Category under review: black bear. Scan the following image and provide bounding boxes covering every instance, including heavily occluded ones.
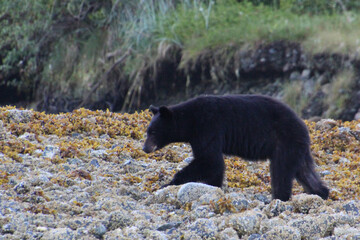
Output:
[143,95,329,201]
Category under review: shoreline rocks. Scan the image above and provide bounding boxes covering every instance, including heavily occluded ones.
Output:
[0,108,359,239]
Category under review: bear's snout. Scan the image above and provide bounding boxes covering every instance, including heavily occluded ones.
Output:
[142,145,151,153]
[142,143,157,153]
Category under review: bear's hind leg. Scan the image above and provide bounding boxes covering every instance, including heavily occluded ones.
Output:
[270,145,301,201]
[295,151,329,200]
[270,158,296,201]
[165,153,225,188]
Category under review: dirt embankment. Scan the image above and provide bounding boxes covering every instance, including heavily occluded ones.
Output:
[136,41,360,121]
[2,41,360,120]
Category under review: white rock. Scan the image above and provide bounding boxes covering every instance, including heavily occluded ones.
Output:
[177,182,223,204]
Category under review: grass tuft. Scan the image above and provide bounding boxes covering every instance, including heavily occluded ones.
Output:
[282,80,309,116]
[325,68,356,118]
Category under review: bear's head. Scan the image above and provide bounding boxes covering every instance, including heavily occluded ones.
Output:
[143,105,175,153]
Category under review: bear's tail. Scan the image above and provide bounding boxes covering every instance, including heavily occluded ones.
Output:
[295,150,329,200]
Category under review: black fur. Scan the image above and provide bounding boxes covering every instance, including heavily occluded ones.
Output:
[143,95,329,201]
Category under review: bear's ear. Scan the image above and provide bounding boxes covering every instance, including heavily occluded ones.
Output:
[159,106,173,119]
[149,105,159,114]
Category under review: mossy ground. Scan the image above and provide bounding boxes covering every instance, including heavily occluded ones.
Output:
[0,106,359,201]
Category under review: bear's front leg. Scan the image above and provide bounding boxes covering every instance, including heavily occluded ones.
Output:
[163,154,225,188]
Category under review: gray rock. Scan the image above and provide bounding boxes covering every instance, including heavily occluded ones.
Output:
[41,228,75,240]
[0,200,24,214]
[194,191,225,209]
[14,181,30,194]
[95,196,137,211]
[30,174,52,186]
[338,127,350,133]
[248,233,261,239]
[333,225,360,238]
[331,213,357,227]
[254,194,271,204]
[260,217,286,234]
[193,205,216,218]
[90,222,107,239]
[8,177,17,186]
[342,201,359,216]
[0,120,6,140]
[262,226,301,240]
[292,194,324,214]
[42,145,60,159]
[151,186,179,205]
[100,134,110,139]
[6,109,33,123]
[301,69,311,80]
[144,230,168,240]
[2,223,16,234]
[315,119,337,131]
[177,182,223,204]
[183,231,202,240]
[217,227,240,240]
[184,157,193,163]
[320,170,331,176]
[230,210,263,237]
[290,215,331,239]
[104,229,124,240]
[90,150,108,159]
[107,210,133,231]
[71,132,81,138]
[67,158,83,165]
[122,159,146,173]
[188,218,218,239]
[64,218,84,230]
[72,192,91,205]
[264,199,292,218]
[18,132,37,141]
[90,159,100,167]
[121,226,144,239]
[290,71,301,80]
[157,222,182,231]
[231,197,250,212]
[355,111,360,121]
[62,164,71,172]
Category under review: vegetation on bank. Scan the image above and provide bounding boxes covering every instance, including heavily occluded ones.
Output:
[1,0,360,113]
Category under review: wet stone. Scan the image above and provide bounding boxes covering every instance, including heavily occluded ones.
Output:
[41,227,76,240]
[230,210,262,237]
[14,182,30,194]
[90,222,107,239]
[264,199,293,218]
[262,226,301,240]
[90,159,100,167]
[6,109,33,123]
[188,218,218,239]
[177,182,223,204]
[292,194,324,214]
[106,210,133,231]
[218,227,240,240]
[342,201,359,216]
[157,222,182,231]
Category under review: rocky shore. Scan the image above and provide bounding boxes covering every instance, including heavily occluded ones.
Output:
[0,107,359,239]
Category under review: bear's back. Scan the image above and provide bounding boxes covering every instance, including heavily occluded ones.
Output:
[172,95,309,159]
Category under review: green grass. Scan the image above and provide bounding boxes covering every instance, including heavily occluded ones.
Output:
[282,80,309,116]
[155,1,360,62]
[325,68,356,118]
